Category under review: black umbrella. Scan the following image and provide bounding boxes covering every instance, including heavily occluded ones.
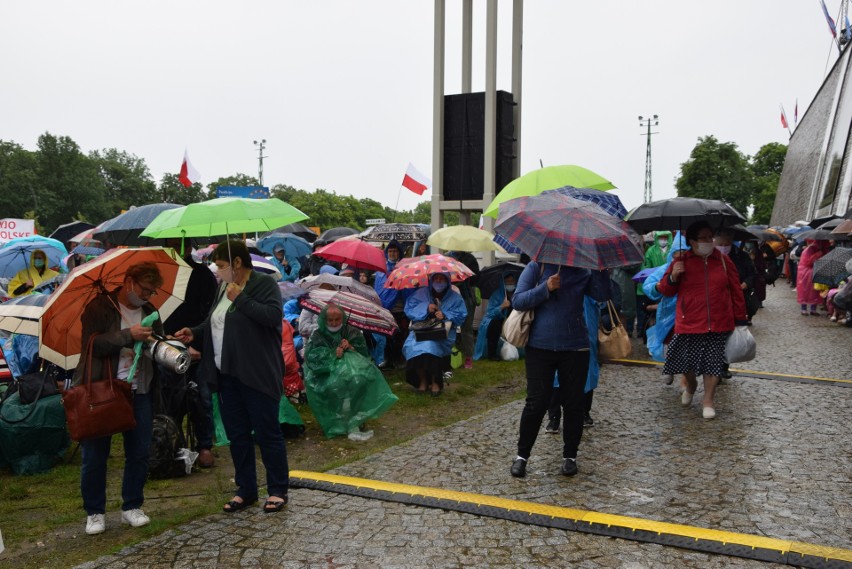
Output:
[808,214,842,228]
[726,224,758,242]
[264,222,318,243]
[49,221,95,246]
[362,223,427,243]
[816,217,845,230]
[742,226,782,242]
[624,197,746,233]
[813,247,852,287]
[94,203,184,246]
[795,229,836,242]
[478,261,526,299]
[315,227,359,246]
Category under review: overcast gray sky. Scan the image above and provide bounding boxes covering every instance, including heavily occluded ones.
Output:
[1,1,841,215]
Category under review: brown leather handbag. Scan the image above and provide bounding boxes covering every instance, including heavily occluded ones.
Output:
[62,335,136,441]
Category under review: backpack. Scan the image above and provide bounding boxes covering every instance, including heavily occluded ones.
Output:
[148,414,188,479]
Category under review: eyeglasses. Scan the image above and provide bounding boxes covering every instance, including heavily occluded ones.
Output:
[135,281,158,297]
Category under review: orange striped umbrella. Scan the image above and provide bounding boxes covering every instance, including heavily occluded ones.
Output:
[39,247,191,369]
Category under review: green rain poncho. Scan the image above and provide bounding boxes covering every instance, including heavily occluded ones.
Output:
[304,304,398,438]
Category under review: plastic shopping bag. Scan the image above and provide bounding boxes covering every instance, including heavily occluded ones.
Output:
[725,326,756,363]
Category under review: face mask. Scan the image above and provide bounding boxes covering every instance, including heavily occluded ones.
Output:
[432,281,448,293]
[694,242,715,257]
[715,245,732,255]
[658,239,669,249]
[33,258,45,269]
[504,284,516,292]
[327,323,343,333]
[218,266,235,284]
[126,288,148,308]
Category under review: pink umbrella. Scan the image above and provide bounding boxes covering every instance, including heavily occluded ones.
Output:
[384,254,475,290]
[314,239,388,273]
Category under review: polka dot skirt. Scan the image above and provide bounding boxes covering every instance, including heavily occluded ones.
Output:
[662,332,729,377]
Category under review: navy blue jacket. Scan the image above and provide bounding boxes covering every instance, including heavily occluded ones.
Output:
[512,262,611,351]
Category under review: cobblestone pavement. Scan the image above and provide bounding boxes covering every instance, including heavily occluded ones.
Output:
[75,284,851,568]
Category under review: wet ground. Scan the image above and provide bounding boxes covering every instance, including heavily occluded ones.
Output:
[74,283,852,568]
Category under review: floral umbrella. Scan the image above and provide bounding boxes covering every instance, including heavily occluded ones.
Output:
[298,289,397,337]
[298,273,381,303]
[383,254,475,290]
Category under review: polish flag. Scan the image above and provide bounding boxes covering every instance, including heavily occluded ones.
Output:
[780,107,789,129]
[179,150,200,188]
[401,163,431,195]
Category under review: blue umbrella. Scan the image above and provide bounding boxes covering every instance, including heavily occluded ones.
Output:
[256,232,313,259]
[0,236,68,279]
[631,267,657,283]
[542,186,629,219]
[93,203,183,246]
[70,245,106,257]
[492,232,523,254]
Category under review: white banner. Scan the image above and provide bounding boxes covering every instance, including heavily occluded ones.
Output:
[0,218,36,243]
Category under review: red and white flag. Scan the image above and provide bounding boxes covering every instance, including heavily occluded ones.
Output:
[780,106,789,129]
[401,163,431,195]
[179,149,200,188]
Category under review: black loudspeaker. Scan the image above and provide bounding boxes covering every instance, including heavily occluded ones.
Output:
[443,91,515,202]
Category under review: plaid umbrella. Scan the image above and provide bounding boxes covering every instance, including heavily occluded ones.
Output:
[362,223,427,243]
[813,247,852,287]
[384,254,475,290]
[492,233,523,254]
[494,193,644,269]
[544,186,628,218]
[298,289,397,337]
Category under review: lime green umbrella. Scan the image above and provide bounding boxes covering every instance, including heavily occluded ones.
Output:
[482,165,616,218]
[426,225,505,252]
[140,197,309,239]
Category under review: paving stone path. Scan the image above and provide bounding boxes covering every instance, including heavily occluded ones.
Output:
[75,283,852,568]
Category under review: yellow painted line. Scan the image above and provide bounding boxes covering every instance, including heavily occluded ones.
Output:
[290,470,852,562]
[610,358,852,385]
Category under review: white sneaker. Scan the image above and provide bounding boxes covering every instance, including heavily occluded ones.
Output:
[681,391,694,406]
[85,514,105,535]
[121,509,150,528]
[703,407,716,419]
[662,373,674,385]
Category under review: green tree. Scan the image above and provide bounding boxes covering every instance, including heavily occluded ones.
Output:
[89,148,158,213]
[749,142,787,225]
[158,174,208,204]
[0,141,39,223]
[34,133,110,231]
[675,135,753,216]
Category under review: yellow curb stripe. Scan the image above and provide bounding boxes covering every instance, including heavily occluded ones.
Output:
[290,470,852,563]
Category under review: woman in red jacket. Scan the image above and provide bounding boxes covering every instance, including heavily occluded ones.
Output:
[656,220,748,419]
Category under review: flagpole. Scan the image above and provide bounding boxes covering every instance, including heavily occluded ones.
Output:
[392,185,403,223]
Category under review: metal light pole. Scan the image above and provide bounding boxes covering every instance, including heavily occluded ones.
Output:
[638,115,659,204]
[253,139,267,186]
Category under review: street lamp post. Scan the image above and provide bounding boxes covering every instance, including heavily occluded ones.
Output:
[638,115,659,204]
[253,139,267,187]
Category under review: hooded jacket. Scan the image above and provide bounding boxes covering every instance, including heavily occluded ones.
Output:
[402,273,467,359]
[8,249,59,297]
[373,239,406,311]
[636,231,673,298]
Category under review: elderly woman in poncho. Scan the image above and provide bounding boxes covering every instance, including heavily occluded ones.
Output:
[303,303,398,440]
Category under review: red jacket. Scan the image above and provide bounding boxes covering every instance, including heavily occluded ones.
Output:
[657,250,747,334]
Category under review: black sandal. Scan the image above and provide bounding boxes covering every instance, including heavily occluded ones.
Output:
[263,495,288,513]
[223,496,256,513]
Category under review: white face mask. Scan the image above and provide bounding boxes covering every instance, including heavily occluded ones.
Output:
[218,266,235,284]
[327,323,343,333]
[504,284,516,292]
[694,242,715,257]
[715,245,732,255]
[658,239,669,249]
